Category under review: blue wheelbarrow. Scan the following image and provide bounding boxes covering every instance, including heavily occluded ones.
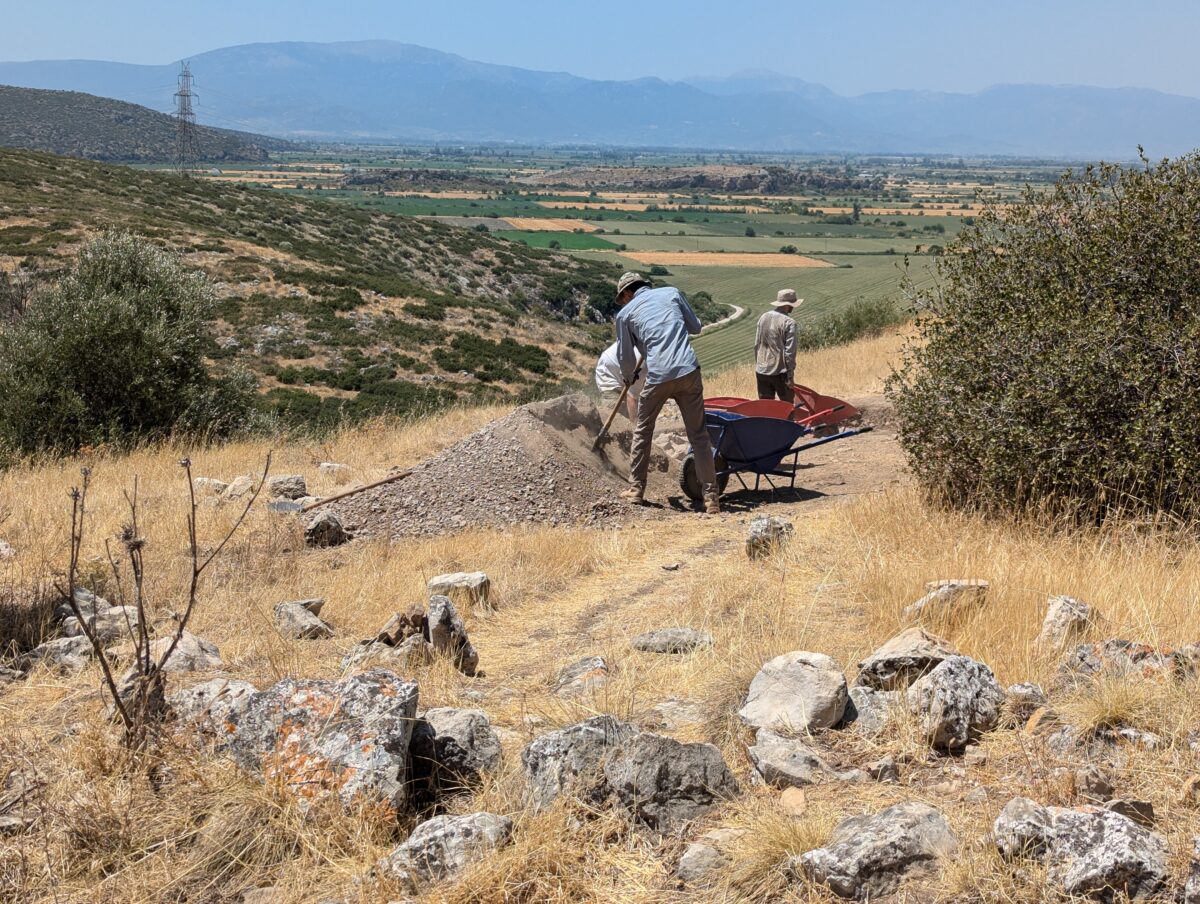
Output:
[679,410,872,502]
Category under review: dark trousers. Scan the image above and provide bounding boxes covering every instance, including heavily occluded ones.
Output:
[756,372,792,402]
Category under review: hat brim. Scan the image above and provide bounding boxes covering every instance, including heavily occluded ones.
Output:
[771,299,800,308]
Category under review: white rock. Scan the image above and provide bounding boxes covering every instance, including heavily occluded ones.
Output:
[739,651,848,733]
[1037,596,1096,649]
[902,579,988,623]
[427,572,492,612]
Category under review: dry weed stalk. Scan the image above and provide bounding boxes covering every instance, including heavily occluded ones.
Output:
[59,454,270,749]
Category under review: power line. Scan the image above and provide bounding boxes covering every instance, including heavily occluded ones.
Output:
[173,62,199,173]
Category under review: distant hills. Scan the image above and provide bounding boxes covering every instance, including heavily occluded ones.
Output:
[1,41,1199,157]
[0,85,293,162]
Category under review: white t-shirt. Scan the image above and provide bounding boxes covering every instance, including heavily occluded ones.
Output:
[595,342,645,394]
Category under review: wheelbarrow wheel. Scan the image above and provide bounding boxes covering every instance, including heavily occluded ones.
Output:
[680,453,729,502]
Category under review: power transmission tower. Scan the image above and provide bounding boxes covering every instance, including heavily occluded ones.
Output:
[173,62,199,173]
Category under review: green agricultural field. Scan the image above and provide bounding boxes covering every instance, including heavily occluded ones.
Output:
[494,230,617,250]
[680,255,936,372]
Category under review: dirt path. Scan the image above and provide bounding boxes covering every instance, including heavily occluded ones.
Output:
[699,302,746,334]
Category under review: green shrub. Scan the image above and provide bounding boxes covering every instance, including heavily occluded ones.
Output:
[887,153,1200,521]
[794,296,907,351]
[0,231,258,457]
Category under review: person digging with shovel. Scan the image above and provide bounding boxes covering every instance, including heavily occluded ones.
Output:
[613,271,720,514]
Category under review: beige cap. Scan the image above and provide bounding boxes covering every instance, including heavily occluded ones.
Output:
[616,271,650,298]
[772,288,802,308]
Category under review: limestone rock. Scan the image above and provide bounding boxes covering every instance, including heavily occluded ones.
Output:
[53,586,109,622]
[993,797,1167,900]
[603,732,738,833]
[268,475,308,500]
[0,540,13,560]
[427,595,478,676]
[1004,682,1048,727]
[1037,596,1096,649]
[1057,640,1171,687]
[746,515,793,560]
[652,698,705,731]
[111,630,224,673]
[631,627,712,654]
[409,707,501,800]
[792,801,958,899]
[554,656,609,696]
[902,579,988,623]
[839,685,897,736]
[739,651,848,733]
[273,599,334,640]
[192,477,228,496]
[318,462,351,478]
[227,669,419,812]
[374,604,427,645]
[855,627,958,690]
[1185,837,1200,904]
[169,678,257,743]
[780,786,808,816]
[1074,765,1114,803]
[427,572,492,612]
[376,812,513,888]
[1104,799,1155,828]
[18,635,93,674]
[906,656,1004,751]
[676,827,746,885]
[61,605,140,645]
[342,635,432,672]
[522,715,636,809]
[220,475,255,502]
[304,511,350,547]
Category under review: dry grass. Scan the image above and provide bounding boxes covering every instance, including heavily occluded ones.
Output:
[6,329,1200,902]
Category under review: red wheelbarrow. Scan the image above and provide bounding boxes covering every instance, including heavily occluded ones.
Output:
[704,383,860,427]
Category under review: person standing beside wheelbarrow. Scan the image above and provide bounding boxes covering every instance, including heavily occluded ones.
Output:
[754,289,801,401]
[614,271,721,515]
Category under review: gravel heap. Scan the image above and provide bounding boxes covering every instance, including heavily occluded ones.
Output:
[331,394,677,539]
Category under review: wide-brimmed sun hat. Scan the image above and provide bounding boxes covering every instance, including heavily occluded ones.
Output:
[772,288,802,308]
[616,271,650,298]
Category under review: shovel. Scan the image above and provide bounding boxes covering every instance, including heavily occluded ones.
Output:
[593,382,632,450]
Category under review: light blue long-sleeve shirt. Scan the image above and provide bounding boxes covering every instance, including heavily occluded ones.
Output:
[615,285,702,387]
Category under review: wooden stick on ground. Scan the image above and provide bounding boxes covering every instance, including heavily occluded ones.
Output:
[300,470,414,513]
[593,382,632,450]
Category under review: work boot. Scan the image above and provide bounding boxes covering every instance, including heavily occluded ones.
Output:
[619,487,645,505]
[704,495,721,515]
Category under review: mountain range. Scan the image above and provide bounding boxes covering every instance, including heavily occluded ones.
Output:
[1,40,1197,158]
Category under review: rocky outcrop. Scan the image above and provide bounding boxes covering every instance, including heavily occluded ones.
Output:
[522,715,637,809]
[409,707,501,800]
[427,595,478,676]
[375,812,513,888]
[554,656,609,696]
[840,685,898,736]
[855,628,958,690]
[111,631,224,673]
[61,605,140,645]
[739,651,848,733]
[168,677,257,743]
[268,475,308,500]
[792,801,958,899]
[18,635,94,674]
[906,656,1004,751]
[273,599,334,640]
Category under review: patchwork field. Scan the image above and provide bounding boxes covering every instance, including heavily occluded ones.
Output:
[621,251,834,268]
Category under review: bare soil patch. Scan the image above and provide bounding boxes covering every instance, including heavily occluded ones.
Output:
[622,251,834,268]
[502,217,599,232]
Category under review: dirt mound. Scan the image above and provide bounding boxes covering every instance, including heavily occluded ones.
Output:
[332,394,678,539]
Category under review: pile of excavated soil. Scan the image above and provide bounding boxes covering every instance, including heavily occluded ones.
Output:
[332,394,679,539]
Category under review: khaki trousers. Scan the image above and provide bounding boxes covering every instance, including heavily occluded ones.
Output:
[630,368,717,501]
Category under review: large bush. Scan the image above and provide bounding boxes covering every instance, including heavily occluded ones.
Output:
[0,231,257,457]
[888,154,1200,521]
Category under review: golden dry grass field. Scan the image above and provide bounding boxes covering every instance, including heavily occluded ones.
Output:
[3,332,1200,902]
[622,251,834,269]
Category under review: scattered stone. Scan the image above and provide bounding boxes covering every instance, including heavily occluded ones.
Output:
[1004,683,1048,727]
[426,595,478,676]
[792,801,958,899]
[631,627,712,654]
[746,515,793,560]
[0,540,14,559]
[0,666,22,684]
[168,678,258,742]
[376,812,513,888]
[749,729,831,787]
[192,477,228,496]
[110,630,224,674]
[273,599,334,640]
[603,732,738,833]
[318,462,350,477]
[652,698,705,731]
[53,586,109,622]
[110,667,167,724]
[1112,726,1164,750]
[962,747,988,767]
[268,475,308,500]
[1057,639,1172,686]
[522,715,637,809]
[305,510,351,547]
[1038,596,1097,649]
[855,627,958,690]
[61,605,140,645]
[373,604,428,645]
[780,786,808,816]
[240,888,283,904]
[18,635,94,674]
[1181,776,1200,806]
[1074,765,1115,803]
[839,685,897,736]
[676,827,746,885]
[906,656,1004,751]
[739,651,848,733]
[554,656,609,696]
[867,756,900,783]
[1024,706,1063,737]
[1105,799,1155,828]
[661,562,681,571]
[427,572,492,612]
[902,579,988,623]
[221,475,255,502]
[993,797,1167,900]
[1186,837,1200,904]
[965,786,990,805]
[227,668,419,812]
[409,708,502,800]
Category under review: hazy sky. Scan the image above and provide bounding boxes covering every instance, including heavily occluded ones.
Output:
[3,0,1199,97]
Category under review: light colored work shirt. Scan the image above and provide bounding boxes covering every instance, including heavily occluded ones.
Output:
[615,285,702,386]
[754,310,797,376]
[595,342,645,395]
